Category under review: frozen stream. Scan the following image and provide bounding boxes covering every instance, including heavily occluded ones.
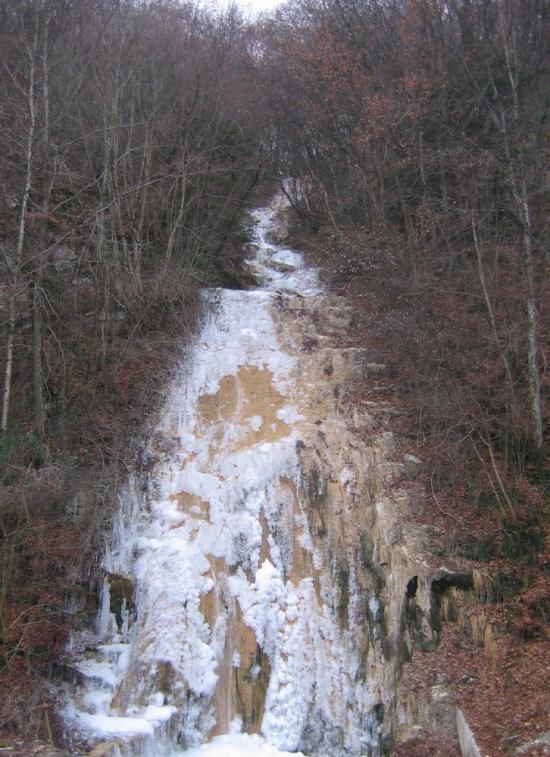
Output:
[62,195,383,756]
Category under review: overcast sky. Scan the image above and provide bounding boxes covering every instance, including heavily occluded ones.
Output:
[217,0,284,17]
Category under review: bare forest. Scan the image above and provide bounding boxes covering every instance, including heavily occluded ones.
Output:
[0,0,548,752]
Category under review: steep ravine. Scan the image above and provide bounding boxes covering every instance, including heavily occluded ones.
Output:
[59,196,465,756]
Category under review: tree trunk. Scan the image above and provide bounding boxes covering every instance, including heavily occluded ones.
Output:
[519,183,543,452]
[32,281,45,440]
[1,22,39,434]
[471,212,515,402]
[32,12,54,443]
[497,3,544,455]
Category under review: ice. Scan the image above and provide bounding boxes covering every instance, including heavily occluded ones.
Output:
[276,405,303,423]
[369,596,381,616]
[248,414,263,431]
[271,248,301,267]
[76,659,118,689]
[339,466,355,489]
[62,194,368,754]
[82,689,111,714]
[72,712,155,736]
[172,732,304,755]
[143,705,178,722]
[246,201,321,296]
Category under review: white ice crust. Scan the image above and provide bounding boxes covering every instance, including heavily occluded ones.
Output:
[62,195,374,755]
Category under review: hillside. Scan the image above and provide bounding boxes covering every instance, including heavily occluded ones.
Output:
[0,0,548,754]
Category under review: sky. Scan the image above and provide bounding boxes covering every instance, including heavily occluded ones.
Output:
[218,0,284,17]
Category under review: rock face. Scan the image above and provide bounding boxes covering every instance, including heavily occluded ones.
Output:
[60,196,463,755]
